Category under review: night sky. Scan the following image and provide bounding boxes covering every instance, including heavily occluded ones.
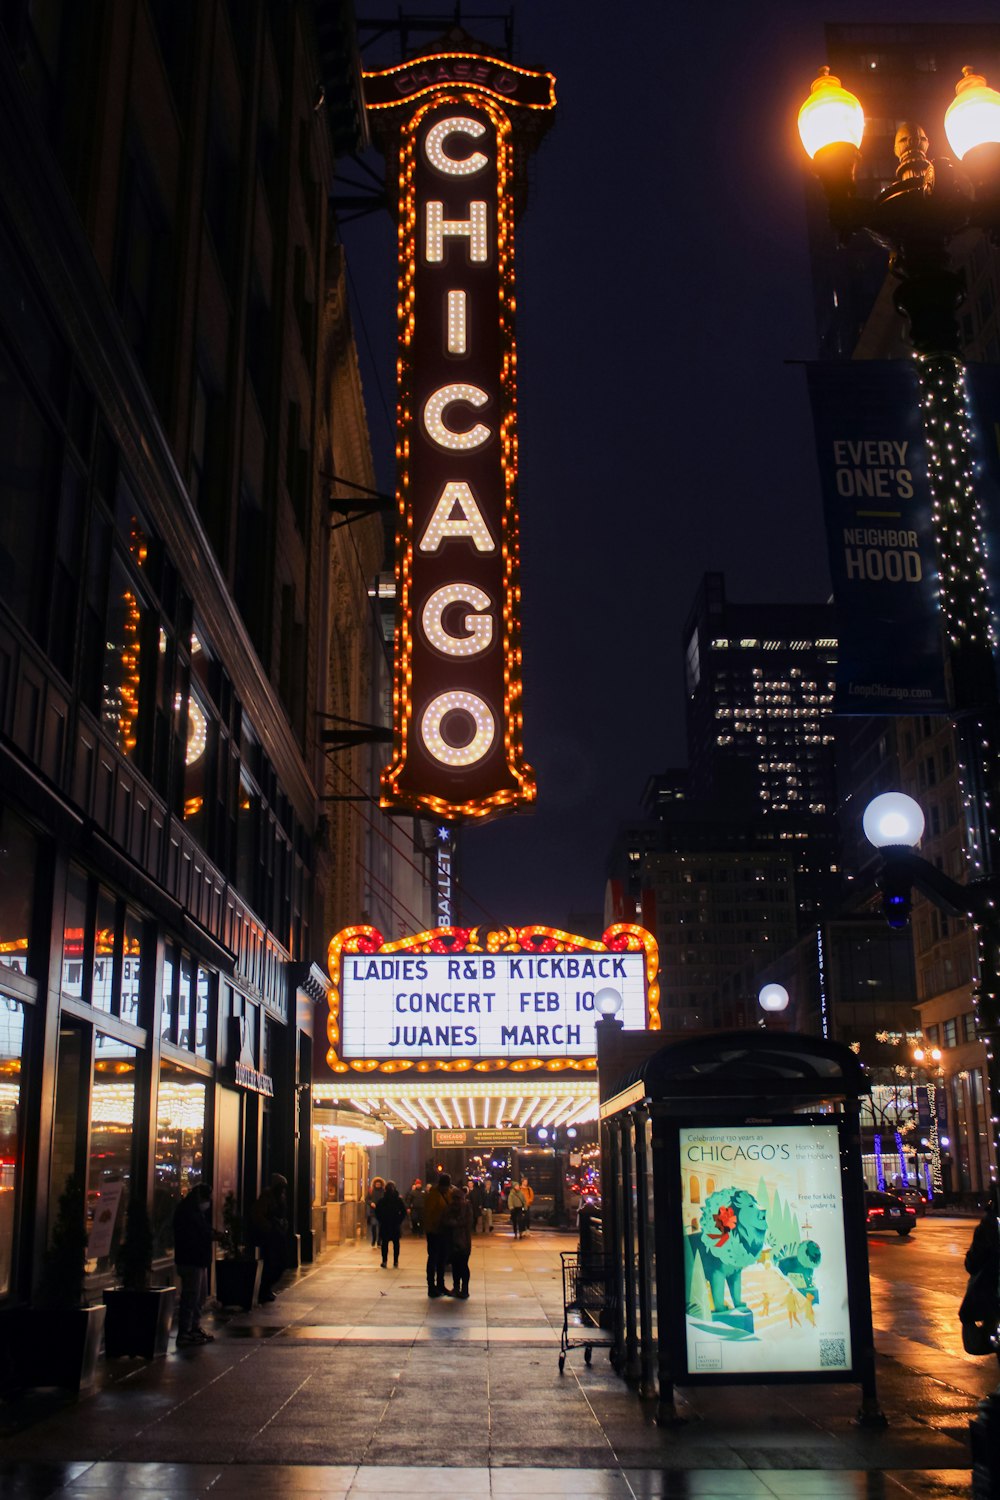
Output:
[340,1,1000,934]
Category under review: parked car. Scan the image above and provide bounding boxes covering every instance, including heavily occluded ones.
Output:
[865,1190,917,1236]
[890,1186,928,1217]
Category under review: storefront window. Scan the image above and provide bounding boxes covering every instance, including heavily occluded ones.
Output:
[62,865,88,1001]
[92,887,117,1012]
[152,1060,206,1256]
[161,940,177,1041]
[0,995,26,1296]
[0,807,38,979]
[195,967,210,1058]
[178,952,194,1049]
[87,1038,137,1275]
[121,910,143,1027]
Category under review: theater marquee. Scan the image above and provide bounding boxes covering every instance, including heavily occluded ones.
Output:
[364,51,556,821]
[325,924,659,1075]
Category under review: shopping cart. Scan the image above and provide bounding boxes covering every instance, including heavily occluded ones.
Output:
[558,1250,616,1373]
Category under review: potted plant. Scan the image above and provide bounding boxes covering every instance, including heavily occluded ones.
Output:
[0,1174,106,1395]
[214,1192,261,1310]
[102,1194,177,1358]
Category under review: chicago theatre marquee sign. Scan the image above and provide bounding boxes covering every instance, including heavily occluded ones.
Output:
[363,48,556,821]
[325,923,660,1075]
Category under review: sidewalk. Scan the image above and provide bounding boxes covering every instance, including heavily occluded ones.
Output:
[0,1223,987,1497]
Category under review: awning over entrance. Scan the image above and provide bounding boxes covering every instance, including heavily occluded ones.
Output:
[312,1078,598,1133]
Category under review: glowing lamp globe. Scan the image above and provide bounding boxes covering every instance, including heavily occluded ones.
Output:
[862,791,925,849]
[797,67,864,158]
[944,66,1000,159]
[758,983,790,1014]
[594,988,623,1018]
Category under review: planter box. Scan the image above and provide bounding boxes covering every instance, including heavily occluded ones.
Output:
[0,1304,107,1394]
[103,1285,176,1359]
[214,1257,261,1310]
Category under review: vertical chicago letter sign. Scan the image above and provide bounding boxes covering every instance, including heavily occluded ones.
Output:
[363,48,556,821]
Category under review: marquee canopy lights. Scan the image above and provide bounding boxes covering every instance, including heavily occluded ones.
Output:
[364,50,555,822]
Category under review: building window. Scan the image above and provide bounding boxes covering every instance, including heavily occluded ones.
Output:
[0,994,26,1296]
[87,1038,138,1276]
[152,1061,206,1257]
[943,1018,958,1048]
[0,808,38,980]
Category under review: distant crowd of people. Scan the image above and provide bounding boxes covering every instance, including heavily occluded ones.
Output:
[365,1173,537,1296]
[171,1166,550,1347]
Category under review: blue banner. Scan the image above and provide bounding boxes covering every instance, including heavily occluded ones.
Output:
[806,362,948,714]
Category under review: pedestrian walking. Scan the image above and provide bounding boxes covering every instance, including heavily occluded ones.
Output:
[507,1180,526,1238]
[469,1180,485,1233]
[482,1179,496,1234]
[405,1178,425,1235]
[423,1172,451,1296]
[173,1182,219,1346]
[251,1173,289,1303]
[367,1176,386,1248]
[444,1183,474,1297]
[520,1177,534,1234]
[375,1180,406,1267]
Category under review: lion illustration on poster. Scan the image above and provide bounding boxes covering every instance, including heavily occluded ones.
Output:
[697,1186,769,1315]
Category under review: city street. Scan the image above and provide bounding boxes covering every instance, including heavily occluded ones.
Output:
[0,1219,993,1497]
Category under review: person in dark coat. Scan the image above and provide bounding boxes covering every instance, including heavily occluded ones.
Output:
[469,1180,485,1233]
[444,1184,474,1298]
[405,1179,425,1234]
[367,1177,386,1248]
[423,1173,451,1297]
[962,1196,1000,1358]
[251,1173,289,1303]
[375,1181,407,1267]
[174,1182,218,1346]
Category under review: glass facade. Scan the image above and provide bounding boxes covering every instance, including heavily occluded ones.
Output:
[0,995,25,1296]
[0,807,37,979]
[152,1060,206,1256]
[86,1038,137,1275]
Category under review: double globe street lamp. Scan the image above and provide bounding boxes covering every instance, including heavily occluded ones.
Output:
[798,68,1000,893]
[798,69,1000,1487]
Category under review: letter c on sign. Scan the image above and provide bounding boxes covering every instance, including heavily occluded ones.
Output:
[421,691,495,767]
[424,117,488,176]
[421,584,494,656]
[423,384,491,451]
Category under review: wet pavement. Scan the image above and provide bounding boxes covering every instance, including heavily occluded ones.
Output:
[0,1218,993,1497]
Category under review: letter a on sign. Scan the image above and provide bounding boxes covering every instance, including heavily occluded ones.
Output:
[362,49,556,822]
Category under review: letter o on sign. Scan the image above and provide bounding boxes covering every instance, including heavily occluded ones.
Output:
[420,691,495,767]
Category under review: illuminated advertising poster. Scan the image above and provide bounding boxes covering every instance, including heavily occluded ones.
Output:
[326,923,659,1075]
[363,52,556,822]
[679,1122,852,1377]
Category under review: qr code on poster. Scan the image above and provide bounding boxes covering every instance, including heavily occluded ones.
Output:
[819,1337,846,1368]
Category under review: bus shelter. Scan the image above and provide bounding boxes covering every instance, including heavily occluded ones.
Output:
[596,1028,881,1425]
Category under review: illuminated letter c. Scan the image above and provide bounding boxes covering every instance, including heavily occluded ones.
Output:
[423,384,491,451]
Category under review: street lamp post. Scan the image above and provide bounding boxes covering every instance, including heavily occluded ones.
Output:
[799,66,1000,908]
[799,70,1000,1483]
[863,789,1000,1490]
